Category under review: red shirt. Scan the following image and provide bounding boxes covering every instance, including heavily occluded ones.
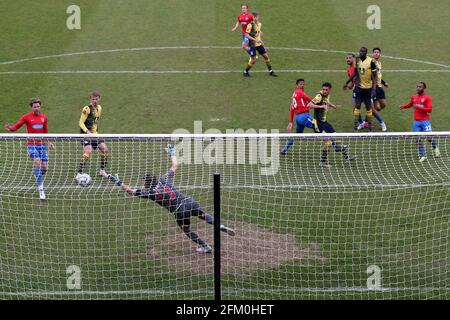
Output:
[237,13,253,33]
[347,66,356,87]
[401,93,432,121]
[9,112,48,145]
[289,89,312,123]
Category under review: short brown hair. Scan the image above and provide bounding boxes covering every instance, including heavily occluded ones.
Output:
[90,91,101,98]
[29,97,41,107]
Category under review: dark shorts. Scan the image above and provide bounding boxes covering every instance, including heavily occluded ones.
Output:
[256,46,267,55]
[248,46,257,57]
[317,120,336,133]
[373,87,386,101]
[354,86,373,108]
[248,45,267,57]
[81,138,105,149]
[174,198,205,228]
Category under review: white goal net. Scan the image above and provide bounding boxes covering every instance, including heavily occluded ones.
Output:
[0,133,448,300]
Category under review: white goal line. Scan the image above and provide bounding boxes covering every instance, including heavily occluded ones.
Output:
[1,287,447,297]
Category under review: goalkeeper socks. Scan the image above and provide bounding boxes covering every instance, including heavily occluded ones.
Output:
[431,140,438,149]
[33,168,43,186]
[184,231,207,247]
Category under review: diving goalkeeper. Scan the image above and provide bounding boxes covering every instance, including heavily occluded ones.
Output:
[106,144,235,254]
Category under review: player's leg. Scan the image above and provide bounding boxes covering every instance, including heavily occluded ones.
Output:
[320,140,332,168]
[242,35,250,53]
[353,88,364,131]
[364,96,373,132]
[301,114,319,133]
[260,49,277,77]
[176,203,211,253]
[244,47,257,76]
[373,88,387,131]
[38,146,50,199]
[28,146,45,199]
[77,141,92,176]
[281,114,306,154]
[98,141,109,176]
[423,121,440,157]
[193,201,236,236]
[413,121,427,161]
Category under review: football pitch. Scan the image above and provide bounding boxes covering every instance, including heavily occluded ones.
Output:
[0,0,449,300]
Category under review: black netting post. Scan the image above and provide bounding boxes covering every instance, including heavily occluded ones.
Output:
[213,173,221,301]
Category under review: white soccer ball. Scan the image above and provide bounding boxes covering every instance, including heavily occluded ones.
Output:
[77,173,92,187]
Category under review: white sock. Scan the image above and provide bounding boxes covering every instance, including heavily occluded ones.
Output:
[38,184,44,192]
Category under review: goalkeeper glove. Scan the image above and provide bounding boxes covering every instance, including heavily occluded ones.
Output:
[110,174,122,186]
[165,144,175,157]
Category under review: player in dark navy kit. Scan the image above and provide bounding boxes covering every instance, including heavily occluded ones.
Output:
[107,145,235,254]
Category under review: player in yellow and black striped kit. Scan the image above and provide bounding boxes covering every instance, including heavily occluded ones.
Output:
[308,82,356,167]
[76,91,110,179]
[344,47,378,131]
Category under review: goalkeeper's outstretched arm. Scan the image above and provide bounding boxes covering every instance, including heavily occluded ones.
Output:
[108,174,137,195]
[166,144,178,172]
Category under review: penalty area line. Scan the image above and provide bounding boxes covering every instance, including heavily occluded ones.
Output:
[0,46,449,69]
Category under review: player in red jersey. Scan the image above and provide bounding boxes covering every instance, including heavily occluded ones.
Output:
[400,82,440,162]
[280,79,317,154]
[4,98,55,200]
[231,4,253,54]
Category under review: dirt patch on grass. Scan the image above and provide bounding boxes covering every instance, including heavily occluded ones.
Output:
[145,220,325,274]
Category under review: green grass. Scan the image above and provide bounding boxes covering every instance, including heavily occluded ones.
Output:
[0,0,449,300]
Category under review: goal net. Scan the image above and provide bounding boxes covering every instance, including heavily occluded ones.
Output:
[0,133,448,300]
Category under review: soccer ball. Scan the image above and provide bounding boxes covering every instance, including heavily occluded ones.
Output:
[77,173,92,187]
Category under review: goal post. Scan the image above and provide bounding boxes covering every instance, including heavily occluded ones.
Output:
[0,133,448,300]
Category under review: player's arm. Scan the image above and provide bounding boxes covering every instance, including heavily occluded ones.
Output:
[165,144,177,172]
[307,94,327,110]
[4,115,26,132]
[288,107,294,132]
[370,60,378,96]
[381,79,389,88]
[327,102,339,109]
[43,116,56,149]
[109,174,138,195]
[307,101,327,109]
[79,106,91,133]
[400,97,414,110]
[343,70,357,90]
[231,20,239,32]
